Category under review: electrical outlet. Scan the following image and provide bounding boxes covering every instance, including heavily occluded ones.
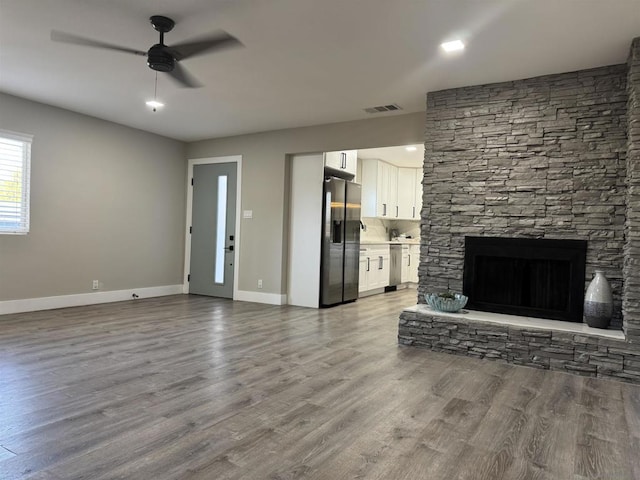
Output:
[257,279,263,289]
[92,280,99,290]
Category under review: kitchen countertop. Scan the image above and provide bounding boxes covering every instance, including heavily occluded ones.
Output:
[361,239,420,245]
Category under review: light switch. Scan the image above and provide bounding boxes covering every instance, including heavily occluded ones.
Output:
[243,210,253,219]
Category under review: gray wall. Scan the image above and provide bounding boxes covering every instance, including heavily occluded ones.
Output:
[421,65,628,327]
[0,92,423,303]
[0,93,186,300]
[187,112,424,295]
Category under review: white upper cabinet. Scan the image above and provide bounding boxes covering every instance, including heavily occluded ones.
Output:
[397,168,417,219]
[324,150,357,177]
[415,170,423,219]
[361,159,422,220]
[388,164,398,218]
[393,167,423,220]
[362,159,398,218]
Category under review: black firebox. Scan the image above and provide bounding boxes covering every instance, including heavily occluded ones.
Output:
[462,236,587,322]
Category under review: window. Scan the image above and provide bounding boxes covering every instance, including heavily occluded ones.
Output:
[0,130,32,234]
[214,175,228,284]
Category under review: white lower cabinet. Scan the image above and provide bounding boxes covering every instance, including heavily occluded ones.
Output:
[408,244,420,283]
[358,255,370,293]
[369,253,390,289]
[359,244,390,293]
[400,246,410,283]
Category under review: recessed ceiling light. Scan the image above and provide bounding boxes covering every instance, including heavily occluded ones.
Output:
[441,39,465,52]
[405,146,417,152]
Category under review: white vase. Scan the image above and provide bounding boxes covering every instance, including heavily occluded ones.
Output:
[584,270,613,329]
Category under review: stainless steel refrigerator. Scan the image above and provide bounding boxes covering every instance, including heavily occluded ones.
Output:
[320,177,361,307]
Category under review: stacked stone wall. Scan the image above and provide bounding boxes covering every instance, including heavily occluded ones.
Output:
[624,38,640,342]
[404,38,640,383]
[399,308,640,384]
[420,65,628,328]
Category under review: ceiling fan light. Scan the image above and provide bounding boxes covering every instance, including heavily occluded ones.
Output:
[441,39,465,52]
[146,100,164,109]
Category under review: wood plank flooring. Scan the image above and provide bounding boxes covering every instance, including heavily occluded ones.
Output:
[1,289,639,479]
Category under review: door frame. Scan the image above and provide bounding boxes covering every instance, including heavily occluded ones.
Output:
[183,155,242,298]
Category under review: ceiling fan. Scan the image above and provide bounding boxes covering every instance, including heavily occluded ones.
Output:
[51,15,242,88]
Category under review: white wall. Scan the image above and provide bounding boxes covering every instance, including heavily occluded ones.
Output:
[0,93,186,303]
[287,153,324,307]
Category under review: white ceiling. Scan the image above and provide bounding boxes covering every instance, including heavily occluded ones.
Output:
[358,144,424,168]
[1,0,639,142]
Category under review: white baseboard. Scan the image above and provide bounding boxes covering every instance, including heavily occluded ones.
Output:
[0,284,183,316]
[358,287,386,298]
[235,290,287,305]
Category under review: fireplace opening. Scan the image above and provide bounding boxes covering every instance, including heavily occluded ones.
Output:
[463,237,587,322]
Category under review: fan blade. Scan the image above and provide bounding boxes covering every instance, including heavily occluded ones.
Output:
[169,31,242,61]
[51,30,147,56]
[167,62,202,88]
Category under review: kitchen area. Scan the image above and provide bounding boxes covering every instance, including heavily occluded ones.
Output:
[287,144,423,308]
[357,146,422,298]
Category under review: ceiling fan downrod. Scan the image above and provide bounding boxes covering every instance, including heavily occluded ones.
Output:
[147,16,176,72]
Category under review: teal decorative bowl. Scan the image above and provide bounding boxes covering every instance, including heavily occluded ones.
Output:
[425,293,468,313]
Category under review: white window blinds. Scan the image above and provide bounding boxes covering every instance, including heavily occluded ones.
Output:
[0,130,32,234]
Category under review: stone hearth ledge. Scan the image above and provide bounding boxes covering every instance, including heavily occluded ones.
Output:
[398,305,640,383]
[404,305,624,340]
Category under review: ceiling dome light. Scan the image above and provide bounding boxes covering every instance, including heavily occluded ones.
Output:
[441,39,465,52]
[405,146,418,152]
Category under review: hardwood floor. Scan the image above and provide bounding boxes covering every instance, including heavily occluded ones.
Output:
[1,289,639,479]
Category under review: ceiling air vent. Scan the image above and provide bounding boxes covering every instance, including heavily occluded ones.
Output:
[364,104,402,114]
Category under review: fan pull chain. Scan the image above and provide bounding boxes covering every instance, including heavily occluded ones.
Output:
[153,72,159,112]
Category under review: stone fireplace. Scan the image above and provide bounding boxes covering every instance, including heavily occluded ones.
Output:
[398,37,640,383]
[463,236,587,322]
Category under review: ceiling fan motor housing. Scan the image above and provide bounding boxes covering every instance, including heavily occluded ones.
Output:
[147,44,175,72]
